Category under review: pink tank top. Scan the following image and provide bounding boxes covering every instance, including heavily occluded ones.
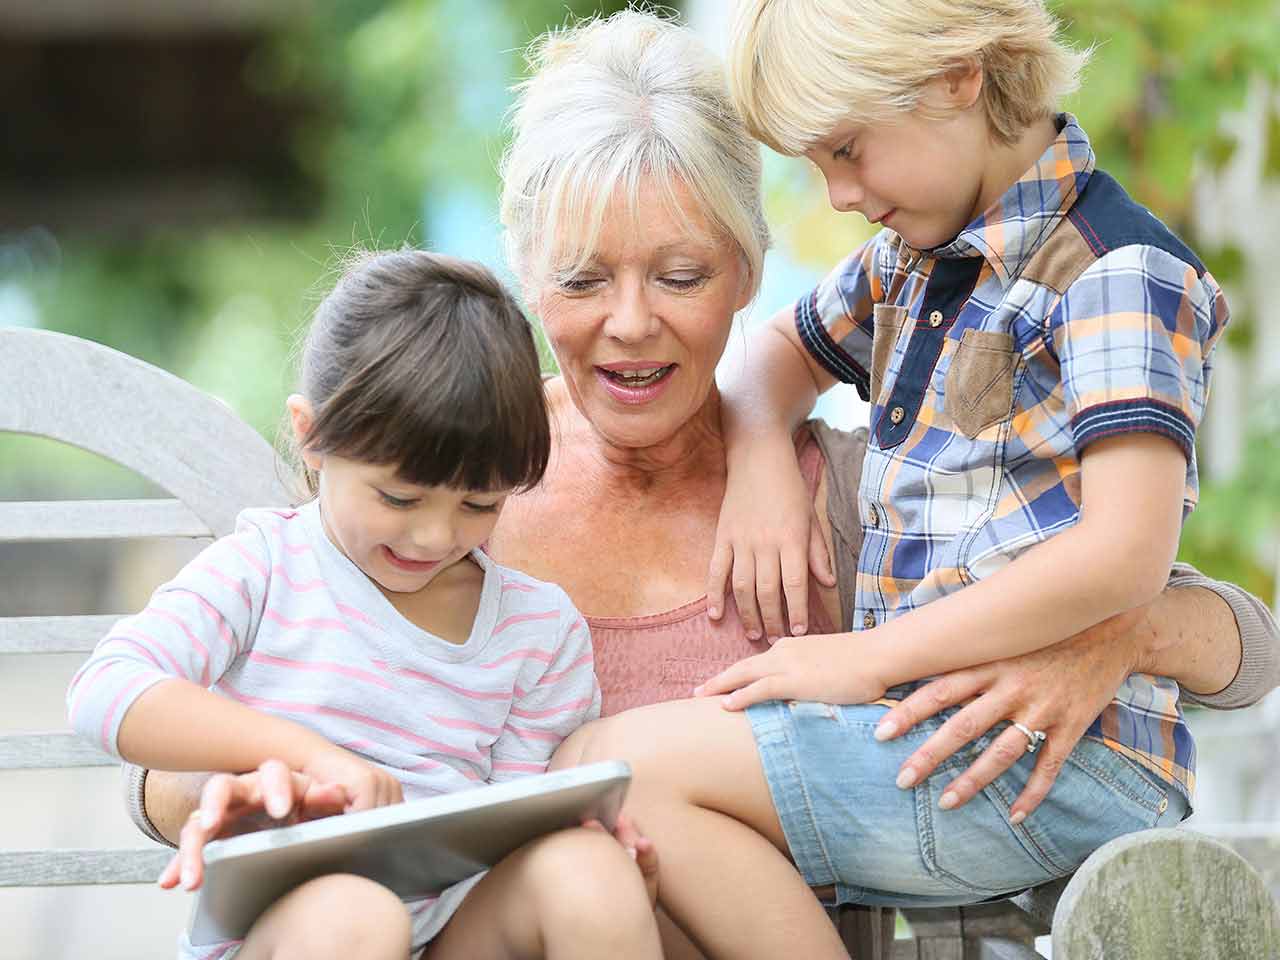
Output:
[592,430,838,717]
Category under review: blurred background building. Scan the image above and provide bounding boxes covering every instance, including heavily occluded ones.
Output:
[1,1,1278,956]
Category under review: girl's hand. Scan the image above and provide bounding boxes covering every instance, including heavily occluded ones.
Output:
[158,759,348,891]
[694,632,887,709]
[873,606,1146,823]
[302,747,404,813]
[706,436,835,642]
[585,813,659,907]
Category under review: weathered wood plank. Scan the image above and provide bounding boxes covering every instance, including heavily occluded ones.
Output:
[0,328,292,535]
[1010,876,1068,932]
[960,900,1049,940]
[0,848,172,886]
[1053,828,1279,959]
[0,499,210,541]
[836,905,897,960]
[0,615,120,654]
[0,733,116,770]
[972,939,1045,960]
[1190,824,1280,902]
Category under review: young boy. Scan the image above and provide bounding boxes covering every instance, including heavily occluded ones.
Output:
[702,0,1226,817]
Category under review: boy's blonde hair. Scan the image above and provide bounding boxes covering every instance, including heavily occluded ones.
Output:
[728,0,1089,153]
[500,9,769,296]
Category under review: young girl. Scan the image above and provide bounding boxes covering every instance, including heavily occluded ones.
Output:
[67,250,661,960]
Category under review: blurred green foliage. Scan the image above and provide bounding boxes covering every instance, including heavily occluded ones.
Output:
[2,0,1278,601]
[1056,0,1280,595]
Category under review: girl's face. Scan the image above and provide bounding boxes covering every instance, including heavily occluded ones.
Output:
[532,178,752,450]
[311,454,510,595]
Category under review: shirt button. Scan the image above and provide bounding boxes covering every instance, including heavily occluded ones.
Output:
[929,310,944,327]
[863,611,876,629]
[889,405,906,424]
[867,503,880,528]
[1157,797,1169,814]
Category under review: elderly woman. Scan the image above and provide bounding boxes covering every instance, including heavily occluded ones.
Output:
[135,10,1277,958]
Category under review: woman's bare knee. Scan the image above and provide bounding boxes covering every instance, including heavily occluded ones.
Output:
[240,873,411,960]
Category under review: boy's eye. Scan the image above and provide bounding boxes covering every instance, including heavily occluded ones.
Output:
[378,491,417,509]
[834,139,857,162]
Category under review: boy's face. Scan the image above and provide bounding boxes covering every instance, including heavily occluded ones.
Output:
[804,93,996,250]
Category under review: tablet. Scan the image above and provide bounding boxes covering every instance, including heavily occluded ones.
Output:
[188,760,631,946]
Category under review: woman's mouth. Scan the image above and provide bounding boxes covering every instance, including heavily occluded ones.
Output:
[595,364,677,405]
[382,546,442,573]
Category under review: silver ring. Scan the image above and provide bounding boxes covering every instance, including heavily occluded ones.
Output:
[1012,722,1047,754]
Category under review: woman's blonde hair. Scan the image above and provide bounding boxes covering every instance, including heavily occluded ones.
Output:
[500,9,770,296]
[728,0,1089,153]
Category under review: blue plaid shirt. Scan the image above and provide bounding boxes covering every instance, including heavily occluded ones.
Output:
[796,116,1228,799]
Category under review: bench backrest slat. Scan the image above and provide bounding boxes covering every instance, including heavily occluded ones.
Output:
[0,500,212,542]
[0,616,125,654]
[0,733,117,770]
[0,850,175,887]
[0,328,291,890]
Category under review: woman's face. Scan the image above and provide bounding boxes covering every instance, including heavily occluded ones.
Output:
[533,179,752,450]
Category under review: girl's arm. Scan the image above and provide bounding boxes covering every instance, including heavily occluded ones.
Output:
[66,522,399,814]
[699,430,1188,707]
[487,591,601,783]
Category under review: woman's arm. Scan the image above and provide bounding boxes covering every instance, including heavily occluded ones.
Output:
[1156,564,1279,708]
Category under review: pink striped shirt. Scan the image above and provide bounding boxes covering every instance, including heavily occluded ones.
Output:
[67,500,599,956]
[67,500,600,796]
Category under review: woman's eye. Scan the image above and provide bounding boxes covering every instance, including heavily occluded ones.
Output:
[834,140,856,162]
[660,274,707,291]
[558,275,603,293]
[463,501,502,514]
[379,491,416,509]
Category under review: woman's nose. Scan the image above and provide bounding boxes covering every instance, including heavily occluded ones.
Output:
[602,282,659,343]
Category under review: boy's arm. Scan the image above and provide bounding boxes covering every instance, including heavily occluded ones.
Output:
[710,236,886,641]
[487,593,600,783]
[699,431,1188,706]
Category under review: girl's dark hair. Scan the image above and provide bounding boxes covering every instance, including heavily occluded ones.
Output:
[296,249,550,495]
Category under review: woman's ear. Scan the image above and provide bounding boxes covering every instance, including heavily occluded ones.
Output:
[286,394,323,471]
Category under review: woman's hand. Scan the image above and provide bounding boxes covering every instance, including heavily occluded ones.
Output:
[873,606,1148,823]
[694,631,888,708]
[157,759,348,891]
[706,434,835,642]
[585,812,659,907]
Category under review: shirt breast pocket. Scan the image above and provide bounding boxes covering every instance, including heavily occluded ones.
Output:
[870,304,909,404]
[944,329,1018,437]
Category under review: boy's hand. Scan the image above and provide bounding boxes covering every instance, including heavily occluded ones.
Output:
[706,435,835,641]
[694,632,887,708]
[158,759,348,891]
[585,813,658,907]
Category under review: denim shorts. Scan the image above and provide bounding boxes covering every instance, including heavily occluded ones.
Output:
[746,699,1188,906]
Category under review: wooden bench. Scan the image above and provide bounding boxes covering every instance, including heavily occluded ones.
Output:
[2,328,1276,958]
[0,328,290,954]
